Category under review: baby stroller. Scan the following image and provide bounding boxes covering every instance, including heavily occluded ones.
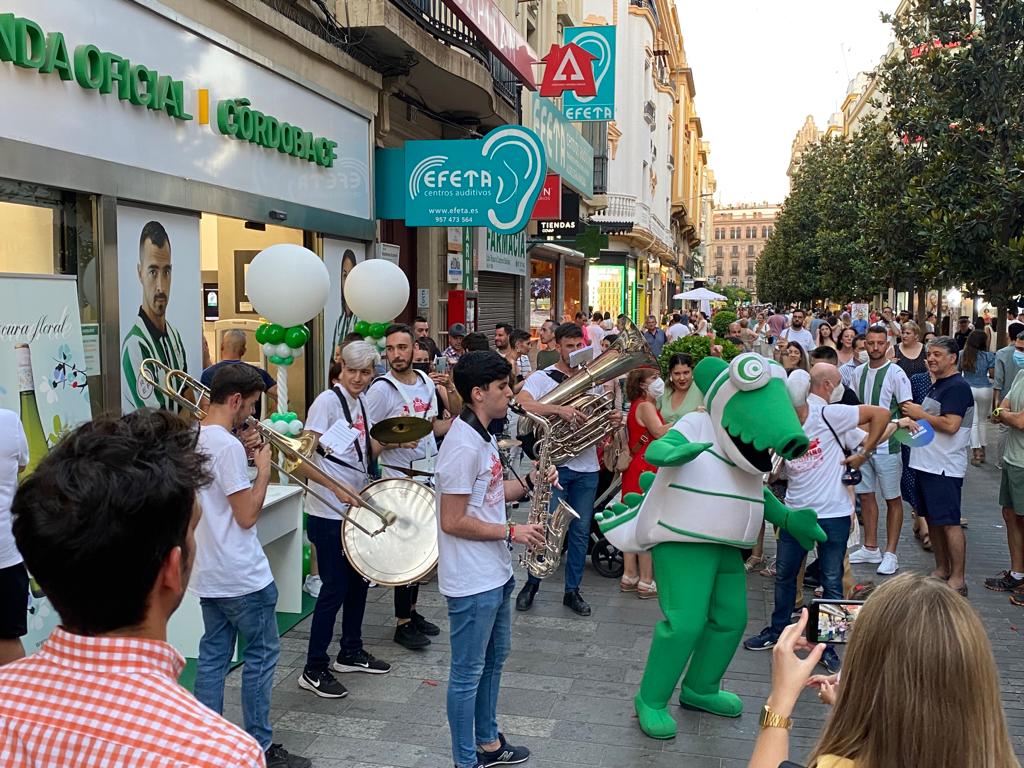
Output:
[588,467,624,578]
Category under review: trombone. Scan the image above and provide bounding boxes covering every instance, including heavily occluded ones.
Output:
[139,358,396,538]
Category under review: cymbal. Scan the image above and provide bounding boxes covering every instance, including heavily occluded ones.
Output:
[380,464,435,478]
[370,416,432,444]
[497,438,522,450]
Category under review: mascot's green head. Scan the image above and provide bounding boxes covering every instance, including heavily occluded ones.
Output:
[693,353,809,475]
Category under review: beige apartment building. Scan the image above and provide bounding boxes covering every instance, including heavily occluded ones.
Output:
[709,203,780,301]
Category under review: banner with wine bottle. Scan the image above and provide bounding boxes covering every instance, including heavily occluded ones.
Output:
[0,272,93,651]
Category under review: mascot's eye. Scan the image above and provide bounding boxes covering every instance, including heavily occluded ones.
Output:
[729,353,772,391]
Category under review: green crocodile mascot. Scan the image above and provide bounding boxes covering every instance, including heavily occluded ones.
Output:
[597,352,825,739]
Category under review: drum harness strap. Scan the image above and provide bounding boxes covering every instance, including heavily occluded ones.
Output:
[315,386,374,476]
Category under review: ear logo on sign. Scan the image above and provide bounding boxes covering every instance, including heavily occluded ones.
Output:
[566,31,612,105]
[403,126,546,234]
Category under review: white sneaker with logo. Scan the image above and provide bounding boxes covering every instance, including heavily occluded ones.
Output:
[302,574,322,598]
[849,547,883,565]
[877,552,899,575]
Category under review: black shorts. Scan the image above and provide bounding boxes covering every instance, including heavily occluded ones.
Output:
[0,562,28,639]
[915,470,963,527]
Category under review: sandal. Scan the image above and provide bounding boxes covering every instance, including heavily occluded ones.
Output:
[744,555,766,573]
[759,558,777,578]
[953,584,968,597]
[619,575,640,593]
[922,534,932,551]
[637,580,658,599]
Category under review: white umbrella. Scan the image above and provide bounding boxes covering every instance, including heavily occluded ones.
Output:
[673,287,727,301]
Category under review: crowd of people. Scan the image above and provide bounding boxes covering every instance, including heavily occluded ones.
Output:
[0,301,1022,768]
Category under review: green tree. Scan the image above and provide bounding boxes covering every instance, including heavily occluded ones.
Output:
[880,0,1024,342]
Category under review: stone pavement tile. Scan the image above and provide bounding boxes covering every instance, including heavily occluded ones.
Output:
[303,734,429,767]
[500,670,575,693]
[547,692,642,727]
[341,698,449,727]
[267,728,319,756]
[548,717,680,748]
[567,677,633,700]
[499,714,560,738]
[375,720,451,751]
[335,673,426,703]
[274,710,387,739]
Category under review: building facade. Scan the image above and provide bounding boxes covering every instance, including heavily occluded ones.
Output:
[709,203,781,301]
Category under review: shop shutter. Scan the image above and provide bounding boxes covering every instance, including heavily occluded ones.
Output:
[476,272,518,342]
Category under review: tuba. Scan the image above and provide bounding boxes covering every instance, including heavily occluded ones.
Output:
[138,360,438,585]
[524,321,658,465]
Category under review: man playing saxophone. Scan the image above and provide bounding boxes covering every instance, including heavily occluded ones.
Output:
[436,351,549,768]
[515,322,624,617]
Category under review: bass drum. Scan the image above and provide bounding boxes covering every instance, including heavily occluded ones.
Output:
[342,478,438,587]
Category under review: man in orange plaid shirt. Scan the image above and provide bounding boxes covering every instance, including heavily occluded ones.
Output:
[0,410,266,767]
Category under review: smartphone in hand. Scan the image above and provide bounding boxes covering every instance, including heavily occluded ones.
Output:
[434,356,449,374]
[805,599,866,644]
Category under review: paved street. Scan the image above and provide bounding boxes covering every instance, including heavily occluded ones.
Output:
[224,461,1024,767]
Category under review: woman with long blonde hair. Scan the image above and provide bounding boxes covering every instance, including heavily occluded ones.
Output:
[747,573,1019,768]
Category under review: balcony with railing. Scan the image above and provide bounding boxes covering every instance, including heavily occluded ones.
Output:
[630,0,660,28]
[644,100,656,128]
[591,194,674,253]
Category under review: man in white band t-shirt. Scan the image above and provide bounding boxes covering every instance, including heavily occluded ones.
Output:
[514,322,623,617]
[365,324,452,651]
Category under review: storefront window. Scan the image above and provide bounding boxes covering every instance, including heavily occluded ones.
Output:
[0,180,102,414]
[563,264,583,323]
[530,258,555,333]
[626,266,637,322]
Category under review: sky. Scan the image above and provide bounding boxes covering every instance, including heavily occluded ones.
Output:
[676,0,895,205]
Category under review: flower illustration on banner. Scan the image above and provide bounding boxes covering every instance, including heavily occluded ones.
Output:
[50,344,89,392]
[36,378,58,405]
[47,414,71,448]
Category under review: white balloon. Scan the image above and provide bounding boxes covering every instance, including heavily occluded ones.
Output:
[365,336,378,347]
[292,344,304,358]
[343,259,410,322]
[272,420,289,434]
[275,343,291,358]
[262,342,276,357]
[288,420,304,435]
[245,244,329,326]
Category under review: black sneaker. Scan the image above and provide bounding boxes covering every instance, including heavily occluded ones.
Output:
[562,589,591,616]
[333,649,392,674]
[477,732,530,766]
[265,743,312,768]
[743,627,778,651]
[412,610,440,636]
[985,571,1024,592]
[297,668,348,698]
[394,621,431,650]
[820,646,842,675]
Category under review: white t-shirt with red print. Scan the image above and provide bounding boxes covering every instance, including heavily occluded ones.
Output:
[365,371,437,477]
[305,386,372,520]
[434,416,512,598]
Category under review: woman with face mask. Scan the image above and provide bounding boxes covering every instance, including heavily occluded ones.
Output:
[619,369,673,598]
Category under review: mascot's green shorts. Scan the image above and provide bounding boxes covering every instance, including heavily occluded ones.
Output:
[597,353,825,739]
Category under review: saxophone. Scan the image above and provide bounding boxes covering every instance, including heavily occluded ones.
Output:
[510,403,580,578]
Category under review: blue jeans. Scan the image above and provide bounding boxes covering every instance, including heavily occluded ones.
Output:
[305,515,368,672]
[527,466,599,592]
[194,581,280,751]
[447,576,514,768]
[770,516,851,636]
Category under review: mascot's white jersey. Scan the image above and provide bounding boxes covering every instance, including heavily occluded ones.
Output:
[619,412,765,551]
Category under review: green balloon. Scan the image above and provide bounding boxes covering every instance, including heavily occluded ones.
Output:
[354,320,371,336]
[285,326,308,349]
[279,355,294,366]
[265,324,286,344]
[254,324,269,344]
[370,322,388,338]
[269,354,282,365]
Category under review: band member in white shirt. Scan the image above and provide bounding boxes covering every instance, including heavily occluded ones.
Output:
[298,342,400,698]
[436,350,548,768]
[365,324,452,650]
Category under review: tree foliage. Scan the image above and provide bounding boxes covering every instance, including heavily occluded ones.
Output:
[757,0,1024,337]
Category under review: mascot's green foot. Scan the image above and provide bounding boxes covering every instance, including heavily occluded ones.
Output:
[634,692,677,740]
[678,686,743,718]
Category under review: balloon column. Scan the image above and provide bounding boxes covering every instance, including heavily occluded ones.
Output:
[244,243,329,429]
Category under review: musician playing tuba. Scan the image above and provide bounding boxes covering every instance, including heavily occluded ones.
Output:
[514,321,626,617]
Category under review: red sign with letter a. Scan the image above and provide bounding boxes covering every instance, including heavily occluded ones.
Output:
[531,174,562,220]
[539,43,597,98]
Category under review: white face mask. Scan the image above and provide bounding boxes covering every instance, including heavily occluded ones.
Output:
[856,350,869,364]
[646,378,666,399]
[829,382,845,403]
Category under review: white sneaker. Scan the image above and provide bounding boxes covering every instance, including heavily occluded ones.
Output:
[877,552,899,575]
[849,547,883,565]
[303,574,322,598]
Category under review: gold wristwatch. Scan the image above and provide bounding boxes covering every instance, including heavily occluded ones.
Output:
[759,704,792,730]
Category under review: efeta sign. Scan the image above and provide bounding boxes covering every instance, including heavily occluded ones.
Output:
[562,26,616,121]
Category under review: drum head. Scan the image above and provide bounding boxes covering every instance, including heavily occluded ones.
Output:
[342,478,438,586]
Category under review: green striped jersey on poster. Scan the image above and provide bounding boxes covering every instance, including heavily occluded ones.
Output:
[121,307,189,412]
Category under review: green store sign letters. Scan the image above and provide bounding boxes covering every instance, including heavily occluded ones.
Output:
[0,12,337,168]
